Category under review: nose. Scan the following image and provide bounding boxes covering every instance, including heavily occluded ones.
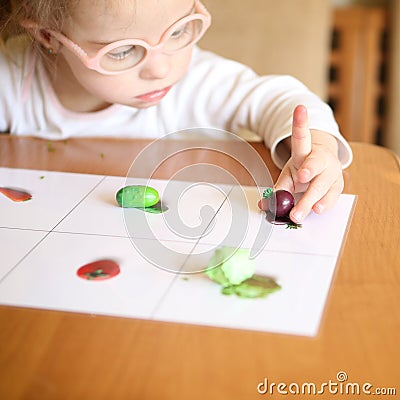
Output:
[139,52,170,80]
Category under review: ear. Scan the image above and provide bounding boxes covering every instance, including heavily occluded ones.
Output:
[20,19,62,53]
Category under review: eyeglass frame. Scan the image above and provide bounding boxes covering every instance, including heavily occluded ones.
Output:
[45,0,211,76]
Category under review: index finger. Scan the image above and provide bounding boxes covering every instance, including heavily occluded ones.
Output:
[291,105,312,168]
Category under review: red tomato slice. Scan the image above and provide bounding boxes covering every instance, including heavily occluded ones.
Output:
[77,260,120,281]
[0,187,32,202]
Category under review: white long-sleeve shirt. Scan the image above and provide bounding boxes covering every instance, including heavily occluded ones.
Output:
[0,36,352,169]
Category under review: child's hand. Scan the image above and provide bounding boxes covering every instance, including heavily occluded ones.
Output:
[274,105,344,224]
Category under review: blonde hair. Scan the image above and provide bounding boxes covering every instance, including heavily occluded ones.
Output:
[0,0,138,45]
[0,0,74,45]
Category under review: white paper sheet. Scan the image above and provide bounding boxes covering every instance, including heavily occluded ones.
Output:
[0,167,356,336]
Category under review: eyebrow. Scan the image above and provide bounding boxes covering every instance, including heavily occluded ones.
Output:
[88,1,196,46]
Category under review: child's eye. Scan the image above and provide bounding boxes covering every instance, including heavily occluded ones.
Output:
[171,27,186,39]
[101,44,145,70]
[107,45,136,61]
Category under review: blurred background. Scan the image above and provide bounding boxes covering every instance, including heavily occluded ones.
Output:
[199,0,400,156]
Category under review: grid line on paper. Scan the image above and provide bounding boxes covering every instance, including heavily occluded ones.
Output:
[149,185,234,319]
[49,176,107,232]
[0,175,107,285]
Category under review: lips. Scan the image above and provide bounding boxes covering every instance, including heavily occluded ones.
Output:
[135,86,172,102]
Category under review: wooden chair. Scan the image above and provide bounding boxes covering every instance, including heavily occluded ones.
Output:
[328,6,388,143]
[199,1,389,144]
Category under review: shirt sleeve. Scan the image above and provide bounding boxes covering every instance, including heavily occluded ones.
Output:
[0,37,26,134]
[178,47,353,169]
[0,50,12,132]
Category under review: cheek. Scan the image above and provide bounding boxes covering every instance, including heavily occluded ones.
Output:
[172,48,193,75]
[65,59,137,99]
[79,75,129,97]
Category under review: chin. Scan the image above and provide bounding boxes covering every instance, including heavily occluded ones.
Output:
[128,100,163,109]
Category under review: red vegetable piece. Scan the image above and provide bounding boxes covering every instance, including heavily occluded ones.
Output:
[0,187,32,202]
[77,260,120,281]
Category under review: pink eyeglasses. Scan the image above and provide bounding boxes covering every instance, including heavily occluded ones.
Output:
[47,1,211,75]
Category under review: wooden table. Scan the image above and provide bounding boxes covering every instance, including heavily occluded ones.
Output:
[0,136,399,399]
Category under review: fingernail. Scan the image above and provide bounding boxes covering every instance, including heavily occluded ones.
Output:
[300,169,311,181]
[314,203,324,214]
[292,211,303,223]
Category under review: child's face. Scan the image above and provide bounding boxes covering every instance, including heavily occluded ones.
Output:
[57,0,199,109]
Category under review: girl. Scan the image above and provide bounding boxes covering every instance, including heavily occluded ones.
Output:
[0,0,352,223]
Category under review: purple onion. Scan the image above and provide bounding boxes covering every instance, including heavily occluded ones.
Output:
[268,190,295,217]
